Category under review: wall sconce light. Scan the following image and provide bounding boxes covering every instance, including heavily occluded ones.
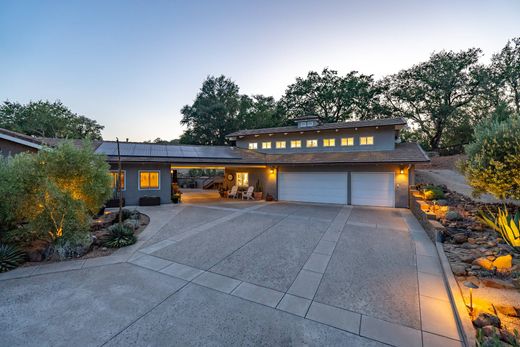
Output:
[463,281,479,312]
[399,165,405,174]
[269,167,275,174]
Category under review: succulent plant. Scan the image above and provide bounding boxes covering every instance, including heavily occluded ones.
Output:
[479,207,519,250]
[103,224,136,248]
[0,243,26,272]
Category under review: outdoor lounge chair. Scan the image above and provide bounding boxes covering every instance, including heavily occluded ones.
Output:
[228,185,239,199]
[242,186,254,200]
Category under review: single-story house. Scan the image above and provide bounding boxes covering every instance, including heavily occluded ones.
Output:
[0,116,429,208]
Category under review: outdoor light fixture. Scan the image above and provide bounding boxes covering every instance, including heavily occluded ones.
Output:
[463,281,479,312]
[400,168,404,174]
[269,167,275,174]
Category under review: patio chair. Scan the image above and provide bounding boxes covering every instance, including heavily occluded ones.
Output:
[228,185,239,199]
[242,186,254,200]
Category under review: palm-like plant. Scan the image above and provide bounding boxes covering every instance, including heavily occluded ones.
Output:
[479,207,520,251]
[0,243,26,272]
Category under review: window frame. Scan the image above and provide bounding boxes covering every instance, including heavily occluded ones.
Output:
[290,140,302,148]
[306,139,318,148]
[138,170,161,191]
[248,142,258,150]
[341,137,355,146]
[275,141,286,149]
[360,136,374,146]
[110,170,126,191]
[262,141,272,149]
[323,138,336,147]
[236,172,249,187]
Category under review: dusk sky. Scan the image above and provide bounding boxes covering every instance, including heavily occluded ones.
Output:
[1,0,519,141]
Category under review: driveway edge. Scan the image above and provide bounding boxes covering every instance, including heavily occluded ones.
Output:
[435,238,476,347]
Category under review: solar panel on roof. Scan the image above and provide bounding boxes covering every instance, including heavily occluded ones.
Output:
[166,145,183,156]
[96,142,242,159]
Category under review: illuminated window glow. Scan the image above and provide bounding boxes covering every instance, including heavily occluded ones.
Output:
[275,141,286,149]
[323,138,335,147]
[306,139,318,147]
[139,170,160,190]
[110,171,126,190]
[248,143,258,149]
[262,142,271,149]
[360,136,374,145]
[236,172,249,187]
[290,140,301,148]
[341,137,354,146]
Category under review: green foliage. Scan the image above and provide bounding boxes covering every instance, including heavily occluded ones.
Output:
[280,68,383,123]
[0,243,25,272]
[0,142,112,248]
[103,224,136,248]
[479,207,520,250]
[0,100,103,140]
[422,185,445,200]
[490,37,520,114]
[382,48,483,151]
[462,116,520,199]
[180,75,286,145]
[115,208,132,222]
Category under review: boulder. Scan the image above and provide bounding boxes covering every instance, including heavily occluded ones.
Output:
[495,305,519,317]
[492,255,512,271]
[473,312,501,328]
[481,325,499,337]
[453,234,468,244]
[450,263,467,276]
[481,278,515,290]
[472,257,495,271]
[25,240,50,262]
[446,210,462,221]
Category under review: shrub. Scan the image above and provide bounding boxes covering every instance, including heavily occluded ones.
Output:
[0,243,25,272]
[115,208,132,222]
[479,207,520,251]
[461,116,520,200]
[423,185,445,200]
[103,224,136,248]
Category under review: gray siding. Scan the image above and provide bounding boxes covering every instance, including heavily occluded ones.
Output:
[110,162,171,206]
[236,126,396,154]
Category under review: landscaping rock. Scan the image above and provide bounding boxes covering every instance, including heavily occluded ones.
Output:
[481,325,499,337]
[495,305,519,317]
[451,263,467,276]
[481,278,515,290]
[499,329,519,345]
[123,219,139,231]
[493,255,512,271]
[445,210,462,221]
[437,199,449,206]
[473,313,501,328]
[25,240,50,262]
[512,278,520,289]
[473,257,496,271]
[453,233,468,244]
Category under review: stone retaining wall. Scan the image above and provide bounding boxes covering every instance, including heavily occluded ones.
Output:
[409,188,446,241]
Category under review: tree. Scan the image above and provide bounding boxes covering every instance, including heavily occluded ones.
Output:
[144,138,180,145]
[461,116,520,200]
[490,37,520,113]
[382,49,483,151]
[280,68,383,123]
[0,100,103,140]
[180,75,285,145]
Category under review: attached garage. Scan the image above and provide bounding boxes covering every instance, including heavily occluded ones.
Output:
[278,172,348,204]
[351,172,395,207]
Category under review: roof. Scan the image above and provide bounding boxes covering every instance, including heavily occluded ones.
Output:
[226,117,407,137]
[101,142,429,165]
[0,128,43,149]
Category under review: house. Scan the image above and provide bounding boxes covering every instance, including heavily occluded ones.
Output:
[0,116,429,208]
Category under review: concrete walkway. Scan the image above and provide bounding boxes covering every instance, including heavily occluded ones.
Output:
[0,202,463,347]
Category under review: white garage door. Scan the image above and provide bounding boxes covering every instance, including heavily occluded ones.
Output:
[278,172,348,204]
[351,172,395,207]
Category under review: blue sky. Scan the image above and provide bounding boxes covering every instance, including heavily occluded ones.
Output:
[1,0,519,141]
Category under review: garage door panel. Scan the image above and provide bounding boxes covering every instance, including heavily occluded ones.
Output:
[351,172,394,207]
[279,172,347,204]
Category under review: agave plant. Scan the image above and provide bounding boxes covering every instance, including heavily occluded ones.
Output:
[0,243,26,272]
[102,224,136,248]
[479,207,520,251]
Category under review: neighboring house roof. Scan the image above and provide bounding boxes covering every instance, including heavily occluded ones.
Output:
[0,128,43,149]
[226,117,407,137]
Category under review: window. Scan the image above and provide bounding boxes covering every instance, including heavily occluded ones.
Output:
[276,141,286,149]
[360,136,374,145]
[248,142,258,149]
[236,172,249,187]
[323,138,335,147]
[290,140,302,148]
[306,139,318,148]
[262,142,271,149]
[139,170,160,190]
[109,170,126,190]
[341,137,354,146]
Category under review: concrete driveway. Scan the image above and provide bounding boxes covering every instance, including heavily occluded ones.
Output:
[0,202,462,347]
